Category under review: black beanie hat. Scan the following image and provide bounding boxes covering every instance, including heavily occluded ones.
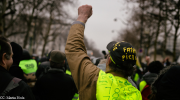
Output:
[148,61,164,74]
[10,42,23,65]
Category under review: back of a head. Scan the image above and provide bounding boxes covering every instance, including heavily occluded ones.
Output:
[106,41,136,77]
[39,57,48,63]
[50,50,66,68]
[10,42,23,65]
[148,61,164,74]
[0,36,12,64]
[22,50,31,60]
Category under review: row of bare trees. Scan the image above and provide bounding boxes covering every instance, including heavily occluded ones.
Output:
[0,0,102,57]
[115,0,180,61]
[0,0,77,56]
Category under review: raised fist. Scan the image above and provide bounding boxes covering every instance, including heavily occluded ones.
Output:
[77,5,93,23]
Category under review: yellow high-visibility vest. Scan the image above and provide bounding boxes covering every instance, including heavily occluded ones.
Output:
[66,70,72,75]
[96,70,142,100]
[72,93,79,100]
[134,73,139,82]
[139,80,147,92]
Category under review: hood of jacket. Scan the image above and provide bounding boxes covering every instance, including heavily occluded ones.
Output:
[143,71,158,85]
[10,42,23,65]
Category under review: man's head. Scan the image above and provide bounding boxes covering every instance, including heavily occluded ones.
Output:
[50,50,66,68]
[22,50,31,60]
[106,41,136,77]
[148,61,164,74]
[0,36,13,70]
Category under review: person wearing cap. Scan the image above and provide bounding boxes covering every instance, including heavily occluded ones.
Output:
[19,50,37,87]
[33,50,77,100]
[65,5,142,100]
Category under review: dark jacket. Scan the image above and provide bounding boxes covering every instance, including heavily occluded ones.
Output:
[142,72,158,85]
[151,65,180,100]
[0,66,35,100]
[33,68,77,100]
[36,61,50,79]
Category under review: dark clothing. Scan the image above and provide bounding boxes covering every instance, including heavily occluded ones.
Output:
[39,57,48,63]
[9,42,24,80]
[0,66,35,100]
[9,65,25,80]
[139,72,158,100]
[34,68,77,100]
[138,72,157,90]
[36,61,50,79]
[155,65,180,100]
[142,72,158,85]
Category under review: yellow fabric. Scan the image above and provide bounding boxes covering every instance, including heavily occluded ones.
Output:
[96,70,142,100]
[136,57,142,68]
[66,70,72,75]
[19,59,37,74]
[134,73,139,82]
[72,93,79,100]
[139,80,147,92]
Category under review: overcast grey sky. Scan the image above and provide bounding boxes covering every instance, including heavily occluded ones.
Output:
[71,0,134,53]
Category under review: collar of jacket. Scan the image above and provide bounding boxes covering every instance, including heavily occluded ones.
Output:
[48,68,64,73]
[0,65,8,73]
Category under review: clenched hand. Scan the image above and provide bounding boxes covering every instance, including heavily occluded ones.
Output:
[77,5,93,23]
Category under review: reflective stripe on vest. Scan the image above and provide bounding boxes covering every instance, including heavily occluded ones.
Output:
[66,70,72,75]
[139,80,147,92]
[72,93,79,100]
[96,70,142,100]
[19,59,37,74]
[134,73,139,82]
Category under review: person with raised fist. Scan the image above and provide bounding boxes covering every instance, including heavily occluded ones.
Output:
[65,5,142,100]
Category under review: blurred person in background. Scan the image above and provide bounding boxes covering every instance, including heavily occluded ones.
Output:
[19,50,37,87]
[65,5,142,100]
[164,57,171,67]
[32,54,39,66]
[139,61,164,100]
[33,50,77,100]
[0,36,35,99]
[35,51,51,79]
[149,65,180,100]
[9,42,24,80]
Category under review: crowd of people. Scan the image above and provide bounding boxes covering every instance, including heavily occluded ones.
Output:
[0,5,180,100]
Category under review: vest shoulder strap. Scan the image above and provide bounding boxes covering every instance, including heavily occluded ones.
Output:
[0,77,21,96]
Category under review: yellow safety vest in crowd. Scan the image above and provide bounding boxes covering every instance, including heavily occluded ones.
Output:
[19,59,37,74]
[133,73,139,82]
[65,70,79,100]
[66,70,72,75]
[96,70,142,100]
[72,93,79,100]
[139,80,147,92]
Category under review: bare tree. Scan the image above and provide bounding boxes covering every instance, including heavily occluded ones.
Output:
[0,0,26,36]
